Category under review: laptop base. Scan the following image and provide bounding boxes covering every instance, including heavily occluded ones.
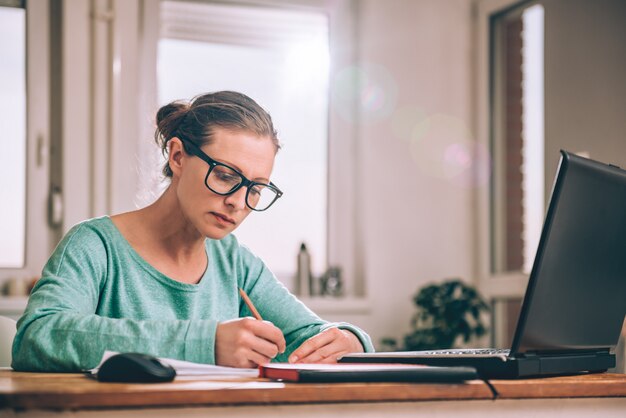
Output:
[339,351,615,379]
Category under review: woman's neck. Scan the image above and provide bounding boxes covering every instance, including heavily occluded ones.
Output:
[113,185,206,267]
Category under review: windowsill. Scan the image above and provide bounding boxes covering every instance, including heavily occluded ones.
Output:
[298,296,371,315]
[0,296,29,315]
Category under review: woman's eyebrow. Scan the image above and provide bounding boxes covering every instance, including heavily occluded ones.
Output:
[212,157,243,173]
[214,158,270,183]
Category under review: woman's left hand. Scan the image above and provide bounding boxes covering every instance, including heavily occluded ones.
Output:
[288,327,364,364]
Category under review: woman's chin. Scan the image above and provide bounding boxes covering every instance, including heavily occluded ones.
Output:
[200,225,234,240]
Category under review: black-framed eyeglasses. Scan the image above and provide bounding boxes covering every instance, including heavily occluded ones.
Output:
[180,139,283,211]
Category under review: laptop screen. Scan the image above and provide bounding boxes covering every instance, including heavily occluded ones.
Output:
[512,151,626,354]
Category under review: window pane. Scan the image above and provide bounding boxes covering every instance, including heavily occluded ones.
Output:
[158,2,329,285]
[0,6,26,268]
[491,5,544,275]
[491,297,523,348]
[521,5,544,274]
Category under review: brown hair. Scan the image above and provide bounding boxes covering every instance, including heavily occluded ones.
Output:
[154,91,280,177]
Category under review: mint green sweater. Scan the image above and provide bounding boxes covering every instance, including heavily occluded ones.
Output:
[12,217,373,371]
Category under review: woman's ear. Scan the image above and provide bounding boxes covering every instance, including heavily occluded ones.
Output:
[168,137,186,177]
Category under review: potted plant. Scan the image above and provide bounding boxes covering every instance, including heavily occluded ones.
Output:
[382,279,490,351]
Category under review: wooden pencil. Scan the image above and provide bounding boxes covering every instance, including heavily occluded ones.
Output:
[239,288,263,320]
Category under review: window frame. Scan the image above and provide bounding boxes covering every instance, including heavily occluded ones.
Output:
[474,0,535,300]
[0,1,53,281]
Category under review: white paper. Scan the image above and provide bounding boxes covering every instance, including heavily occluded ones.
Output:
[90,351,259,378]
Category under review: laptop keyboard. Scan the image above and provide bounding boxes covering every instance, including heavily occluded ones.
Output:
[416,348,510,356]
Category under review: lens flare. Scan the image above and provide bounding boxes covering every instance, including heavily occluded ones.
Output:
[391,106,428,142]
[409,114,491,188]
[331,63,397,123]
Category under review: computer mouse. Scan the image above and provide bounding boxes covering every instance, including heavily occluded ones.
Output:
[97,352,176,383]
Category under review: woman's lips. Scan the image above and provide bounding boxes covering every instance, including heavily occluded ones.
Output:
[211,212,236,225]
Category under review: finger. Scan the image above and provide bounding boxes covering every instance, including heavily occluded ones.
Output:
[313,352,351,364]
[248,333,281,360]
[288,329,336,363]
[296,340,336,363]
[297,342,350,364]
[247,319,287,353]
[247,349,273,367]
[231,345,269,369]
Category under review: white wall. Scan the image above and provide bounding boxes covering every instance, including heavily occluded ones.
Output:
[330,0,476,348]
[543,0,626,195]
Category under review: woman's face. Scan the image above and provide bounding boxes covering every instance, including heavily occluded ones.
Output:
[171,128,276,240]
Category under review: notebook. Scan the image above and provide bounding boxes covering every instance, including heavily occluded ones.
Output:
[340,151,626,379]
[258,362,478,383]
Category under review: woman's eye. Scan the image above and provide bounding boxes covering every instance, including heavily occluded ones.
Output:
[215,170,238,183]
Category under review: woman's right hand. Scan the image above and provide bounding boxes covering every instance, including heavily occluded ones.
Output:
[215,318,286,368]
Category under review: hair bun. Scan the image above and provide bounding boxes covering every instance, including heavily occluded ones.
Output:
[154,100,190,156]
[156,101,189,126]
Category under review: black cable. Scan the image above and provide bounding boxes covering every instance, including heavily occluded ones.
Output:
[482,377,499,400]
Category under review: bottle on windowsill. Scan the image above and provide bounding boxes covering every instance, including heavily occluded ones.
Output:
[296,242,312,297]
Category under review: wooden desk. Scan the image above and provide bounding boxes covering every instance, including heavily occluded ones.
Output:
[1,370,625,417]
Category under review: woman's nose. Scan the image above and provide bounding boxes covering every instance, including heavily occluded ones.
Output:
[224,186,248,210]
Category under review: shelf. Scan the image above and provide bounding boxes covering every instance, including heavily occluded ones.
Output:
[297,297,371,315]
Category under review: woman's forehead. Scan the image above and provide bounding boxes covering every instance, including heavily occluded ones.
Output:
[203,129,275,179]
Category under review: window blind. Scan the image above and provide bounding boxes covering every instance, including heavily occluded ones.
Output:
[161,1,328,50]
[0,1,24,9]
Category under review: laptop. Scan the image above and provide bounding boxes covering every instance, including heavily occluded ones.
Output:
[340,150,626,379]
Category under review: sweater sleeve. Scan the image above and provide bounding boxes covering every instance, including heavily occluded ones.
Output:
[236,244,374,361]
[11,224,217,372]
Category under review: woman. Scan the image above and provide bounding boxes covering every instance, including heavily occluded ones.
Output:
[12,91,373,371]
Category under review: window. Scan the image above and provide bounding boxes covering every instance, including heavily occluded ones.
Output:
[490,2,544,277]
[0,3,26,268]
[0,0,51,282]
[158,1,330,290]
